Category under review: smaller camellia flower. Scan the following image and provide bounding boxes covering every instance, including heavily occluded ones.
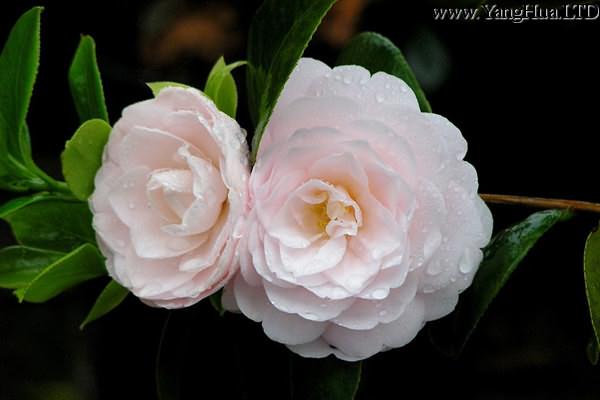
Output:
[90,87,250,308]
[224,58,493,361]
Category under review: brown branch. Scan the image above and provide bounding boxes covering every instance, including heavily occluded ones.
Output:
[480,193,600,214]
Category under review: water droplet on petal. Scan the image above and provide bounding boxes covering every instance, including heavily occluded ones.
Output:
[378,309,388,317]
[128,201,135,209]
[371,288,387,300]
[376,94,384,103]
[400,85,408,93]
[458,249,474,274]
[343,76,351,84]
[422,285,436,294]
[320,303,328,308]
[303,312,317,320]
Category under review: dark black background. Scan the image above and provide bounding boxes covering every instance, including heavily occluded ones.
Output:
[1,0,599,399]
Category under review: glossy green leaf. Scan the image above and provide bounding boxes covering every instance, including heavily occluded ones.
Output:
[247,0,337,161]
[69,35,109,123]
[204,57,246,118]
[292,357,361,400]
[0,7,41,163]
[336,32,432,113]
[61,119,111,200]
[15,243,106,303]
[0,192,63,217]
[0,246,64,289]
[429,209,572,357]
[1,196,95,252]
[0,7,48,191]
[147,81,190,97]
[584,223,600,363]
[80,279,129,329]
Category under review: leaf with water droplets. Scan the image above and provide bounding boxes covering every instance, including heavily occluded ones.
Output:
[336,31,432,113]
[0,246,64,289]
[428,209,572,357]
[15,243,106,303]
[68,35,109,123]
[61,119,111,200]
[584,222,600,364]
[1,195,96,252]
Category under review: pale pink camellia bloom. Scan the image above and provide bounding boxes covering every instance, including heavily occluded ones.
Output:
[223,58,493,361]
[90,86,250,308]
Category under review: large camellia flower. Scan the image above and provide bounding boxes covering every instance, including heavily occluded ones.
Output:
[223,58,493,361]
[90,87,249,308]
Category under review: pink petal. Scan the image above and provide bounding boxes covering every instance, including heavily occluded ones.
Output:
[263,281,354,321]
[262,305,327,345]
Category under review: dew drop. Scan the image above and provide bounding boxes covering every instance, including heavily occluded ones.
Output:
[458,249,473,274]
[371,288,387,300]
[320,303,328,308]
[422,285,436,294]
[378,309,388,317]
[343,76,351,85]
[347,275,364,291]
[128,201,135,209]
[303,312,317,320]
[359,78,367,85]
[376,94,384,103]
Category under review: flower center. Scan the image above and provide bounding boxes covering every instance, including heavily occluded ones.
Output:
[299,181,362,240]
[147,169,195,222]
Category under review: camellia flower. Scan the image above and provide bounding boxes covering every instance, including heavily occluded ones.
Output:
[90,86,250,308]
[224,58,493,361]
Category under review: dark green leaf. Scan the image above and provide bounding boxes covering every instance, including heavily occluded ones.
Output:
[80,279,129,329]
[0,192,62,217]
[209,290,225,316]
[247,0,337,160]
[15,243,106,303]
[0,246,64,289]
[68,35,109,123]
[584,223,600,362]
[429,209,572,357]
[587,333,599,365]
[0,7,41,164]
[61,119,111,200]
[0,7,51,191]
[147,81,190,97]
[1,196,95,252]
[292,356,361,400]
[204,57,246,118]
[336,32,432,113]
